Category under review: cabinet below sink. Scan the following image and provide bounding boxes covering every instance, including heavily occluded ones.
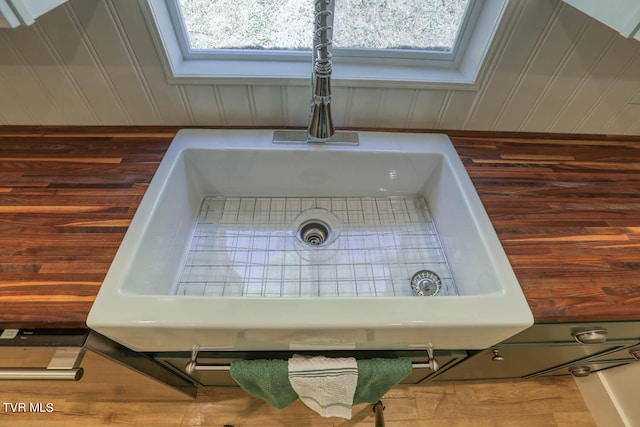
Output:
[145,321,640,387]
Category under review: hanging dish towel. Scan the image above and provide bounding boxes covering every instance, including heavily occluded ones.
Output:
[288,355,358,419]
[353,358,413,404]
[229,359,298,409]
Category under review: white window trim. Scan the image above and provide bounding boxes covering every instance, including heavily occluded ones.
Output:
[142,0,508,89]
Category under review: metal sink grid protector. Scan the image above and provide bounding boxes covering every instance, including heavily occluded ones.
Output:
[175,196,458,298]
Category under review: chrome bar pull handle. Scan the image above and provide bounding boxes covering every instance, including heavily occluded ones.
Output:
[0,348,85,381]
[0,368,83,381]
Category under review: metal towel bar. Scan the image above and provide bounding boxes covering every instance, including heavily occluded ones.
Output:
[186,361,436,373]
[185,348,440,374]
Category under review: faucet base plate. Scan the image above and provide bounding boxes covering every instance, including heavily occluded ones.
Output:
[272,130,359,146]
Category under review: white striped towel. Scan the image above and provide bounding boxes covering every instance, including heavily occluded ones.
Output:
[287,355,358,419]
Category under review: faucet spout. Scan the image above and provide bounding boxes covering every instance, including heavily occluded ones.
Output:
[308,75,334,142]
[272,0,357,146]
[307,0,335,143]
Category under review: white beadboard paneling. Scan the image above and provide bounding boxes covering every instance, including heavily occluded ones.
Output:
[0,94,25,124]
[630,115,640,134]
[330,86,348,128]
[503,3,590,131]
[251,85,285,127]
[462,0,527,129]
[1,26,94,124]
[437,90,479,130]
[282,85,309,127]
[552,37,640,133]
[468,0,561,130]
[525,21,618,132]
[38,5,129,125]
[0,0,637,134]
[407,90,450,129]
[70,0,160,124]
[109,0,191,125]
[402,89,420,129]
[0,66,36,124]
[603,105,640,135]
[0,32,56,123]
[32,22,102,124]
[374,88,418,129]
[216,85,254,126]
[176,85,196,125]
[585,47,640,134]
[345,88,385,128]
[182,85,222,125]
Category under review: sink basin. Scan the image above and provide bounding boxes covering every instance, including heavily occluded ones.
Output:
[87,130,533,352]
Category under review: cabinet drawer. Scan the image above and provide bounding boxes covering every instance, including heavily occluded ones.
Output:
[537,360,633,378]
[504,322,639,344]
[432,342,630,382]
[581,344,640,363]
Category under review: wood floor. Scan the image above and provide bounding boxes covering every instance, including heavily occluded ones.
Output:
[0,351,596,426]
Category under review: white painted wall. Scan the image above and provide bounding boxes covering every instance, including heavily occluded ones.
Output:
[0,0,638,133]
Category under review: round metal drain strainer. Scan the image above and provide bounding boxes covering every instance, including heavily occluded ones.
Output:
[297,220,331,247]
[292,208,341,250]
[411,270,441,296]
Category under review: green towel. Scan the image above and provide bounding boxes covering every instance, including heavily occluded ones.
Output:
[230,359,298,409]
[230,357,413,409]
[353,358,413,404]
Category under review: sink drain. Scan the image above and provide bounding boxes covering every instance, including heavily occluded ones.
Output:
[411,270,441,296]
[298,220,331,246]
[293,208,340,249]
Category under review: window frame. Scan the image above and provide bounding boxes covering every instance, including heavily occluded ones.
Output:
[143,0,509,88]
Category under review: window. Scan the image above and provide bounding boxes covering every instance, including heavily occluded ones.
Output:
[143,0,508,87]
[179,0,468,53]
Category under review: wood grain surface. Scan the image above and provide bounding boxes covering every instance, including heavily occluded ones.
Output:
[0,126,638,327]
[0,127,171,328]
[451,134,640,323]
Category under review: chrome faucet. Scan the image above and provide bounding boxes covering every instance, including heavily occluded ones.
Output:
[307,0,335,143]
[272,0,357,145]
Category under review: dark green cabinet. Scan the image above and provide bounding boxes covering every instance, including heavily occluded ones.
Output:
[433,322,640,382]
[540,344,640,378]
[151,322,640,386]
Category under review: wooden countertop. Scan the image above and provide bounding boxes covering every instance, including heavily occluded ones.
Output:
[0,127,638,328]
